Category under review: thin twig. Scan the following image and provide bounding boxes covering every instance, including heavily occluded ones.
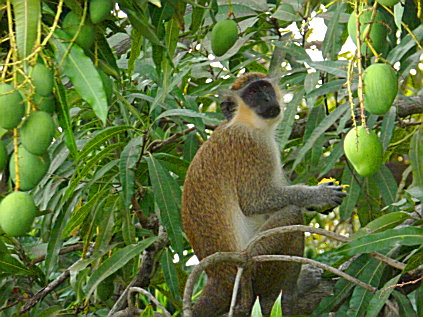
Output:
[128,287,172,317]
[253,255,377,293]
[228,267,244,317]
[30,244,84,265]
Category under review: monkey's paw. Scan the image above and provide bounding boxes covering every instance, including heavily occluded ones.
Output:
[309,181,347,212]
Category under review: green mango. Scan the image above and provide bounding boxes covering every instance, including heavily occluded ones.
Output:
[347,8,388,56]
[0,191,36,236]
[33,93,56,114]
[344,126,383,177]
[363,63,398,115]
[0,83,25,129]
[9,147,50,191]
[21,111,55,155]
[31,63,54,97]
[211,20,238,57]
[62,11,95,50]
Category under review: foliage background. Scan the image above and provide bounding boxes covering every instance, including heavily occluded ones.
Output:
[0,0,422,315]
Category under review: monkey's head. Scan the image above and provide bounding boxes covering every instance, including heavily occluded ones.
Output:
[221,72,283,125]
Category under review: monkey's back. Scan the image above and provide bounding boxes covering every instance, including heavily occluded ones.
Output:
[182,122,284,262]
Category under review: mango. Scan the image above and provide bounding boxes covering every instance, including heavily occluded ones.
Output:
[21,111,55,155]
[347,9,387,56]
[344,126,383,177]
[0,141,6,171]
[33,93,56,114]
[0,191,36,236]
[31,64,54,97]
[211,20,238,57]
[363,63,398,115]
[63,12,95,50]
[0,83,25,129]
[9,147,50,191]
[376,0,399,5]
[90,0,114,24]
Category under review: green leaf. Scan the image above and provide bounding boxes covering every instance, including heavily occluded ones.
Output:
[155,109,222,125]
[146,155,183,253]
[251,297,263,317]
[416,283,423,317]
[403,246,423,273]
[334,227,423,257]
[380,106,396,150]
[128,28,143,76]
[277,89,304,149]
[292,103,348,171]
[51,31,108,124]
[347,258,384,316]
[387,25,423,63]
[270,292,283,317]
[120,135,143,210]
[190,0,207,32]
[308,61,349,78]
[0,253,34,275]
[12,0,40,59]
[54,80,78,157]
[183,131,199,162]
[305,79,346,99]
[394,2,404,30]
[410,128,423,186]
[366,275,401,317]
[392,290,418,317]
[373,165,398,207]
[141,305,155,317]
[322,2,346,60]
[319,140,344,178]
[85,237,157,299]
[161,248,181,301]
[352,212,410,239]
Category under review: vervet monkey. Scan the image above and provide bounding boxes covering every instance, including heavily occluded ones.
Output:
[182,72,346,316]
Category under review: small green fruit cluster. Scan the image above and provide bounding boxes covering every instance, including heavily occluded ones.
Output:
[344,126,383,177]
[347,8,388,56]
[211,20,238,57]
[0,191,36,237]
[363,63,398,115]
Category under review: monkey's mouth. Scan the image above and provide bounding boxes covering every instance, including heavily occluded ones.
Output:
[258,106,281,119]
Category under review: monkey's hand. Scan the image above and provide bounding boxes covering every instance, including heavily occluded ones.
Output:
[305,181,347,212]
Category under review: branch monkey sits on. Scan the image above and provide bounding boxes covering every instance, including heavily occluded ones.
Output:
[182,72,346,316]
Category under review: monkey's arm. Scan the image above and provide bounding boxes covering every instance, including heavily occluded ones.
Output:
[243,182,346,216]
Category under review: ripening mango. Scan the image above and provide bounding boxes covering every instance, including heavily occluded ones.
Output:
[344,126,383,177]
[0,191,36,236]
[21,111,55,155]
[63,12,95,50]
[363,63,398,115]
[0,83,25,129]
[31,64,54,97]
[211,20,238,57]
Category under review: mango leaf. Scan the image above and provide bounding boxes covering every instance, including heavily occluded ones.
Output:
[410,128,423,186]
[380,106,396,150]
[161,248,181,301]
[190,0,207,32]
[277,89,304,149]
[366,275,401,317]
[334,227,423,257]
[291,103,348,171]
[339,165,362,220]
[183,132,199,162]
[308,61,349,78]
[387,25,423,63]
[54,80,78,157]
[85,237,157,299]
[403,246,423,273]
[51,31,108,124]
[251,297,263,317]
[305,79,346,99]
[12,0,40,59]
[352,211,410,239]
[322,2,346,60]
[128,28,143,76]
[392,291,418,317]
[416,283,423,316]
[319,140,344,178]
[270,292,282,317]
[155,109,222,125]
[120,135,143,210]
[374,165,398,207]
[0,253,34,275]
[146,155,183,253]
[347,258,384,316]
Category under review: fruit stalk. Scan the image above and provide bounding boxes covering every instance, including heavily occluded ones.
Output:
[13,128,20,190]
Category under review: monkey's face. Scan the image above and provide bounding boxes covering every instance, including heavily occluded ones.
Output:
[240,80,281,119]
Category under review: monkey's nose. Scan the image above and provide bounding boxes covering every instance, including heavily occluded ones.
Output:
[260,106,280,119]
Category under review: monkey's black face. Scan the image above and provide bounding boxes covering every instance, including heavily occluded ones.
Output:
[240,80,281,119]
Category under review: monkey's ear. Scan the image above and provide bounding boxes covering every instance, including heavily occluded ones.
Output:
[220,96,237,120]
